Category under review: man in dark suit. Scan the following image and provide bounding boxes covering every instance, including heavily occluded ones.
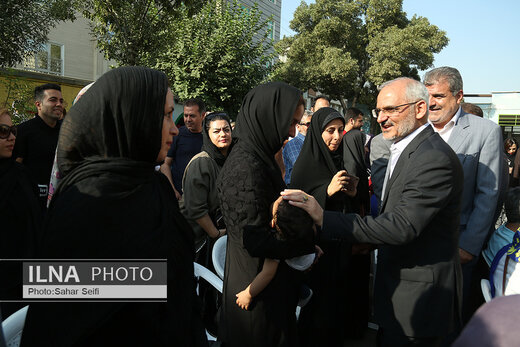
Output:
[283,77,464,346]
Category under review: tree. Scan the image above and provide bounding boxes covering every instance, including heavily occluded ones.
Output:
[80,0,203,66]
[155,0,275,118]
[0,70,36,124]
[0,0,76,68]
[272,0,448,118]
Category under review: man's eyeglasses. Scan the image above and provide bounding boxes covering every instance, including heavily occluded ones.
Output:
[0,124,17,139]
[372,100,421,118]
[299,122,311,127]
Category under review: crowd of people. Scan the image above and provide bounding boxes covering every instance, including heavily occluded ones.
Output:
[0,64,518,347]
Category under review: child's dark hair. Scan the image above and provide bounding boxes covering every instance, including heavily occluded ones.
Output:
[274,200,314,242]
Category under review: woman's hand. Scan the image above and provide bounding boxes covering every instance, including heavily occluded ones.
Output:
[341,173,359,197]
[327,170,349,197]
[327,170,360,197]
[173,187,181,200]
[196,214,226,239]
[280,189,324,227]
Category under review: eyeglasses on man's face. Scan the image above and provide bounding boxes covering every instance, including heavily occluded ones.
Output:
[299,122,311,127]
[0,124,17,139]
[371,100,421,118]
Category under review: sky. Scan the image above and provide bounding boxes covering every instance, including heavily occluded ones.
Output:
[280,0,520,94]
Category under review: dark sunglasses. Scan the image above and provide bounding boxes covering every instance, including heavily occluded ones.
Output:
[0,124,17,139]
[299,122,311,127]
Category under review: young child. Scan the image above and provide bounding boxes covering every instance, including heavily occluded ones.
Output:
[235,200,321,310]
[482,187,520,297]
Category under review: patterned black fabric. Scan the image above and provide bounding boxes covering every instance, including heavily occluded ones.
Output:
[217,82,313,347]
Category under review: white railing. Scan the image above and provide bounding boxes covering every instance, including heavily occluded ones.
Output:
[22,56,63,76]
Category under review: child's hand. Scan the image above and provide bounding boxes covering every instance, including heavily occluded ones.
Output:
[236,290,252,310]
[314,245,324,261]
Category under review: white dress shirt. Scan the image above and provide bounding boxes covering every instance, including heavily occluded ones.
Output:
[382,123,430,198]
[430,107,461,142]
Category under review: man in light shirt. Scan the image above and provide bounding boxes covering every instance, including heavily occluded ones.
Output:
[424,66,505,324]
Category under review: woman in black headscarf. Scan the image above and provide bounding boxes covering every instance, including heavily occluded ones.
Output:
[290,107,360,347]
[20,67,207,346]
[180,112,234,337]
[180,112,233,257]
[217,82,315,347]
[505,138,518,186]
[0,108,41,318]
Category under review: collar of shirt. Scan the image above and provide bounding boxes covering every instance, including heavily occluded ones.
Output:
[388,123,430,177]
[286,131,305,143]
[429,106,461,141]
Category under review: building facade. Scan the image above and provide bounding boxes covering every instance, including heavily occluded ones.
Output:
[236,0,281,56]
[1,1,282,120]
[466,92,520,140]
[0,13,112,119]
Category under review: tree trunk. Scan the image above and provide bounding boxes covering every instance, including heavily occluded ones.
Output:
[351,94,358,107]
[339,97,348,114]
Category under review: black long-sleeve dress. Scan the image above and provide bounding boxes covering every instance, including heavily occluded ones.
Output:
[291,107,370,346]
[217,82,314,347]
[20,67,206,347]
[0,159,41,318]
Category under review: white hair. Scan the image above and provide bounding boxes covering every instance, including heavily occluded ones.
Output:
[379,77,429,110]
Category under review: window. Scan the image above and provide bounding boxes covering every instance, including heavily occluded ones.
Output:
[23,42,64,76]
[240,4,250,16]
[267,20,274,40]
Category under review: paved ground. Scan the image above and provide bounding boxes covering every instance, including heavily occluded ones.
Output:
[208,326,378,347]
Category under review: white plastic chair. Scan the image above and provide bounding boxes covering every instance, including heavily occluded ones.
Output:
[481,278,492,303]
[193,262,223,342]
[194,262,223,295]
[2,305,29,347]
[212,235,227,280]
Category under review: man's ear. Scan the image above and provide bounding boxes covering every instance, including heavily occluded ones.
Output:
[455,90,464,104]
[415,100,428,121]
[270,218,275,228]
